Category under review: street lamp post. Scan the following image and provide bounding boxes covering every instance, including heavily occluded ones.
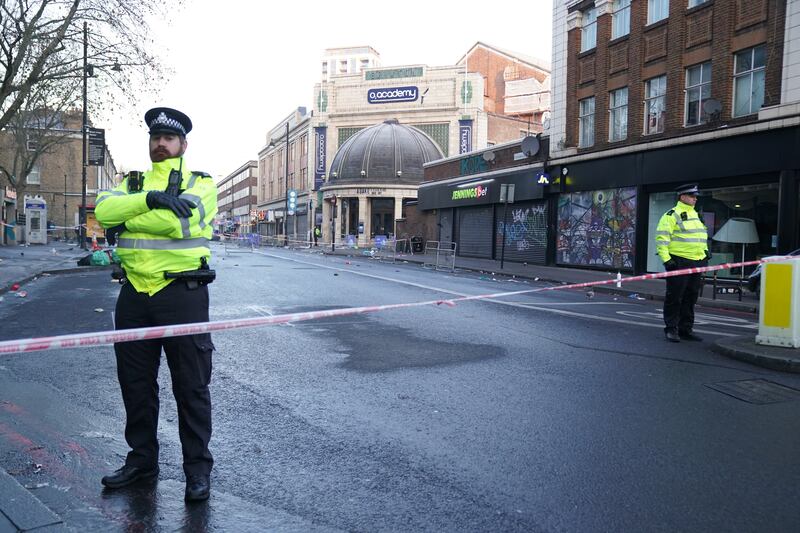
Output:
[80,21,88,249]
[283,122,289,247]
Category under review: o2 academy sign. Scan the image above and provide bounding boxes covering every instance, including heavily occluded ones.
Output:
[367,86,418,104]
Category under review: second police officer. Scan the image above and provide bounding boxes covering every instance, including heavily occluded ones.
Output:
[655,183,710,343]
[96,107,218,501]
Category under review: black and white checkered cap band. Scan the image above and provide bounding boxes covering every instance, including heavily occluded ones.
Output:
[150,112,186,135]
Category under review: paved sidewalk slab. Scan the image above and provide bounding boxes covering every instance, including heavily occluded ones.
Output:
[0,468,65,532]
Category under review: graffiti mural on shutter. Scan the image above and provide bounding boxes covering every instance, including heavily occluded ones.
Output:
[556,187,637,268]
[494,201,548,264]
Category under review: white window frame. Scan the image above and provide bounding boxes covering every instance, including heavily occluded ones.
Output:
[26,162,41,185]
[581,7,598,52]
[579,96,595,148]
[644,75,667,135]
[612,0,631,39]
[684,62,712,126]
[609,87,628,142]
[733,45,766,118]
[647,0,669,24]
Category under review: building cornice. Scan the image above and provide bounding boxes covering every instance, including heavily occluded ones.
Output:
[551,117,800,166]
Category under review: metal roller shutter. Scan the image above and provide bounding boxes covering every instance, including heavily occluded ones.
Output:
[494,200,548,264]
[295,213,308,240]
[456,205,494,258]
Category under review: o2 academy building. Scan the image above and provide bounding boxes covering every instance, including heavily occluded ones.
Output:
[314,63,485,246]
[312,43,550,247]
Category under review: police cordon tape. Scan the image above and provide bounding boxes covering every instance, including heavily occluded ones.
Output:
[0,255,796,356]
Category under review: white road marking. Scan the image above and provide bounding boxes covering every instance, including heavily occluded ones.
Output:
[251,250,742,337]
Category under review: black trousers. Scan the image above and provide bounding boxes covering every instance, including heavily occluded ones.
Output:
[114,280,214,477]
[663,256,705,334]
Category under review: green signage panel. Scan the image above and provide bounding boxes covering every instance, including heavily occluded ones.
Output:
[365,67,424,80]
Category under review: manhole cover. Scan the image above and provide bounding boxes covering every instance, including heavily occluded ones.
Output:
[706,379,800,404]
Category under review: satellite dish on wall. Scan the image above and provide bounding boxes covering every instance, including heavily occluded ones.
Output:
[702,98,722,116]
[520,135,540,157]
[482,151,496,162]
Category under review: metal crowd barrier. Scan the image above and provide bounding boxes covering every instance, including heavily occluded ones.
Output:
[422,240,457,272]
[222,234,255,253]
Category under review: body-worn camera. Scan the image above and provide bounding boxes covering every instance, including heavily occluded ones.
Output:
[127,171,145,193]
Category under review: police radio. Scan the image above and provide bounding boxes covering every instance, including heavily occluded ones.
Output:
[166,169,183,197]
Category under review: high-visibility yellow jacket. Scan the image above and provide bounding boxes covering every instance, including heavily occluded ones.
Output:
[655,200,708,262]
[95,157,218,295]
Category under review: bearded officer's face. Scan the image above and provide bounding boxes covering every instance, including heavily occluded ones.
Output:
[149,133,187,162]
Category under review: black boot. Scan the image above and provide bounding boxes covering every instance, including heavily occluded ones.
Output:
[101,465,159,489]
[185,474,210,501]
[679,330,703,342]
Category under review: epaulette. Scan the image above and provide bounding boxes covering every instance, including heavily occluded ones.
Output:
[191,171,212,178]
[666,209,674,216]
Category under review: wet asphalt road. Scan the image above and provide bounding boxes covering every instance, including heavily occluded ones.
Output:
[0,242,799,532]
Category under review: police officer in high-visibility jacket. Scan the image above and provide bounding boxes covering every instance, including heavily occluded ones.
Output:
[656,183,710,343]
[95,107,218,501]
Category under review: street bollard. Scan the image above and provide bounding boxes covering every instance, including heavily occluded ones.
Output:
[756,259,800,347]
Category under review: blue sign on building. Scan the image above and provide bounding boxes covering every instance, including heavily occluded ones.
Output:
[367,86,419,104]
[458,119,473,154]
[314,127,326,190]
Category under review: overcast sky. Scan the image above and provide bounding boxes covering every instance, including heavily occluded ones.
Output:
[100,0,553,180]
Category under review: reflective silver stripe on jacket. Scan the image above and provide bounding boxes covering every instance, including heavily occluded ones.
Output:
[678,228,707,234]
[179,193,207,229]
[185,173,200,190]
[670,236,707,243]
[95,190,126,206]
[656,231,671,237]
[117,237,209,250]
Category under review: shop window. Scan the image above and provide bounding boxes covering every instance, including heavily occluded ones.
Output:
[733,45,766,117]
[581,6,597,52]
[612,0,631,39]
[648,0,669,24]
[646,184,778,276]
[557,187,637,269]
[609,87,628,142]
[685,62,712,126]
[579,96,595,148]
[644,75,666,135]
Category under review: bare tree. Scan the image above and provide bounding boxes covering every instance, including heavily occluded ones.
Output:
[0,0,176,134]
[0,75,82,189]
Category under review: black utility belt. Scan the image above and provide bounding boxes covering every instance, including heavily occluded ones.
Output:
[164,268,216,289]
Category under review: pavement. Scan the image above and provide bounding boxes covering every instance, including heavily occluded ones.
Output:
[1,239,798,530]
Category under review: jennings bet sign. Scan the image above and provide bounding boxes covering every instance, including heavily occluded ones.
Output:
[367,86,419,104]
[452,184,489,201]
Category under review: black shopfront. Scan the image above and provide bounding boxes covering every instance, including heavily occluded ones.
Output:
[550,125,800,275]
[418,167,548,264]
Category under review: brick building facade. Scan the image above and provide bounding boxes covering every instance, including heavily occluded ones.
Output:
[544,0,800,275]
[217,160,257,234]
[0,110,118,245]
[561,0,787,153]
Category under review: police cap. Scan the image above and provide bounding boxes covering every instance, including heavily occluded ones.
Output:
[144,107,192,136]
[675,183,699,196]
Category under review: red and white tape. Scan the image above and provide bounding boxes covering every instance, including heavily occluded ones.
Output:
[0,255,795,356]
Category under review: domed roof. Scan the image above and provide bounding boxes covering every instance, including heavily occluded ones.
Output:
[328,119,443,185]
